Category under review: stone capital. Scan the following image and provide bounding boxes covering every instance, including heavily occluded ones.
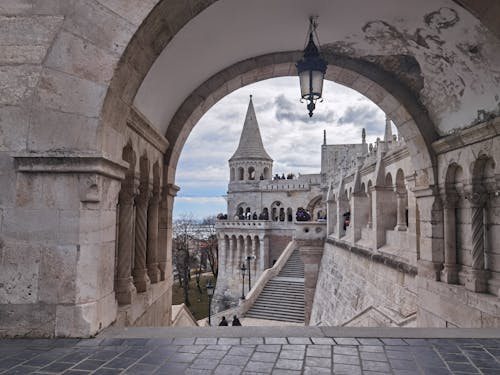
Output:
[165,183,180,197]
[442,192,458,209]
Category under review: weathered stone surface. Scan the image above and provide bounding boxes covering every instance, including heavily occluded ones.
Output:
[0,45,47,64]
[44,31,117,84]
[0,65,41,105]
[97,0,160,26]
[0,106,29,152]
[38,245,77,304]
[35,68,106,117]
[0,15,62,45]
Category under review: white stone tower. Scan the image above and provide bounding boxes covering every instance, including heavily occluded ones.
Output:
[227,95,273,217]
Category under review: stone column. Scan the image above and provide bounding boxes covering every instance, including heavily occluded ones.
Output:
[158,184,179,281]
[299,246,323,325]
[442,193,458,284]
[116,183,137,305]
[146,189,161,284]
[327,199,336,235]
[229,236,235,275]
[260,235,269,270]
[366,190,373,229]
[414,189,443,281]
[394,191,408,231]
[236,236,242,270]
[133,183,151,292]
[351,192,369,243]
[466,192,488,292]
[218,234,226,276]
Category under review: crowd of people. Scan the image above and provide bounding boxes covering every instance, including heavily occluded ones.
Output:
[273,173,295,180]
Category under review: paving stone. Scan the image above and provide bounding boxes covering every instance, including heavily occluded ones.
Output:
[123,363,157,374]
[244,360,275,373]
[305,356,331,368]
[221,355,250,365]
[333,363,362,374]
[144,339,172,347]
[404,339,429,346]
[185,369,207,375]
[104,356,138,369]
[4,365,44,374]
[282,344,305,351]
[190,358,219,370]
[381,338,407,345]
[228,346,255,356]
[360,351,387,362]
[256,345,281,353]
[279,350,304,360]
[72,359,106,371]
[393,370,421,375]
[207,345,232,351]
[195,338,218,345]
[334,338,359,345]
[122,339,149,346]
[173,338,196,345]
[119,348,152,359]
[334,346,358,356]
[357,338,383,346]
[178,345,206,354]
[362,360,391,372]
[441,353,469,362]
[264,338,287,345]
[251,352,278,362]
[303,366,330,374]
[333,354,360,365]
[138,353,168,365]
[306,347,331,357]
[359,345,385,353]
[310,337,335,345]
[275,358,303,370]
[39,362,75,372]
[198,349,227,359]
[100,339,124,346]
[389,358,419,370]
[287,337,311,345]
[169,352,197,363]
[215,364,244,375]
[58,351,94,363]
[92,368,122,375]
[241,338,264,345]
[446,362,480,373]
[218,338,241,345]
[271,370,301,375]
[89,350,121,361]
[155,362,190,374]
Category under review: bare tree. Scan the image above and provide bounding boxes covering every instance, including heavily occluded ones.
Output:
[173,214,198,306]
[201,216,218,278]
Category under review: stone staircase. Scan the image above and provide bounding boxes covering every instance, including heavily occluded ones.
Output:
[245,249,304,323]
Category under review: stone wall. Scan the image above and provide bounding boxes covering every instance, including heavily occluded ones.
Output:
[310,240,417,327]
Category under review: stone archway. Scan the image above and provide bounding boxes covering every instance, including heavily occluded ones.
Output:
[1,0,500,337]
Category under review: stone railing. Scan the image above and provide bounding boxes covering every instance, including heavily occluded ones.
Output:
[294,222,327,242]
[215,220,272,230]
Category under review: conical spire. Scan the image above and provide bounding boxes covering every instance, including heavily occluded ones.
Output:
[230,96,272,161]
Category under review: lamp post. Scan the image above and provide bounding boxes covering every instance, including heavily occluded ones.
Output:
[246,255,255,291]
[296,16,327,117]
[206,280,214,326]
[240,262,246,299]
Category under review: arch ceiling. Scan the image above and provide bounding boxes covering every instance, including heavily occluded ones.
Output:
[134,0,500,137]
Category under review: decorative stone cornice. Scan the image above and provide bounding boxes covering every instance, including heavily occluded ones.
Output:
[13,153,128,180]
[127,107,169,154]
[432,116,500,155]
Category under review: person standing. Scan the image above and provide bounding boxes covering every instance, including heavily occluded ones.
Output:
[219,316,228,326]
[232,315,242,326]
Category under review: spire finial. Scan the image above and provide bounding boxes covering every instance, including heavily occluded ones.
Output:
[250,94,253,100]
[323,130,326,145]
[384,116,393,143]
[362,128,366,144]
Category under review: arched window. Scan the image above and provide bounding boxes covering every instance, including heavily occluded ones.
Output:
[230,168,235,181]
[287,208,293,221]
[248,167,255,180]
[238,167,244,180]
[263,167,270,179]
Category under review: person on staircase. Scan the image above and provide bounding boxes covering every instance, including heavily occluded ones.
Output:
[219,316,228,326]
[232,315,242,326]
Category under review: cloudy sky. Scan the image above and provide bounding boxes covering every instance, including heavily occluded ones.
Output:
[173,77,394,219]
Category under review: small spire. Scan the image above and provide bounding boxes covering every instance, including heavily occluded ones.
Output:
[323,130,326,145]
[362,128,366,144]
[384,116,393,143]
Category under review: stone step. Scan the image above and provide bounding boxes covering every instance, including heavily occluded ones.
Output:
[246,307,304,318]
[245,310,304,321]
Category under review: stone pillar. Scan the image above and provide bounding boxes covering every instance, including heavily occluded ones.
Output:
[327,199,336,235]
[218,234,226,276]
[133,183,151,292]
[414,189,443,281]
[260,235,269,270]
[229,236,235,274]
[236,236,242,270]
[299,246,323,325]
[351,192,369,243]
[367,190,373,229]
[395,191,408,231]
[442,193,458,284]
[158,184,179,281]
[465,192,488,292]
[116,181,137,305]
[146,189,161,284]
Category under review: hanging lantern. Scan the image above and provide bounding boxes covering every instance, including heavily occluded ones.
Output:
[296,16,327,117]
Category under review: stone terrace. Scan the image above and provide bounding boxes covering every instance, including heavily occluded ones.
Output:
[1,327,500,374]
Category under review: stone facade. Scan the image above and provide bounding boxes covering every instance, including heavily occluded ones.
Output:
[1,0,500,336]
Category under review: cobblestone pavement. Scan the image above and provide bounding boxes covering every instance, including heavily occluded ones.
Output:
[2,335,500,374]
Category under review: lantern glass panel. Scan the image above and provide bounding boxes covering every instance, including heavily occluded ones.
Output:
[311,70,324,99]
[299,70,310,99]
